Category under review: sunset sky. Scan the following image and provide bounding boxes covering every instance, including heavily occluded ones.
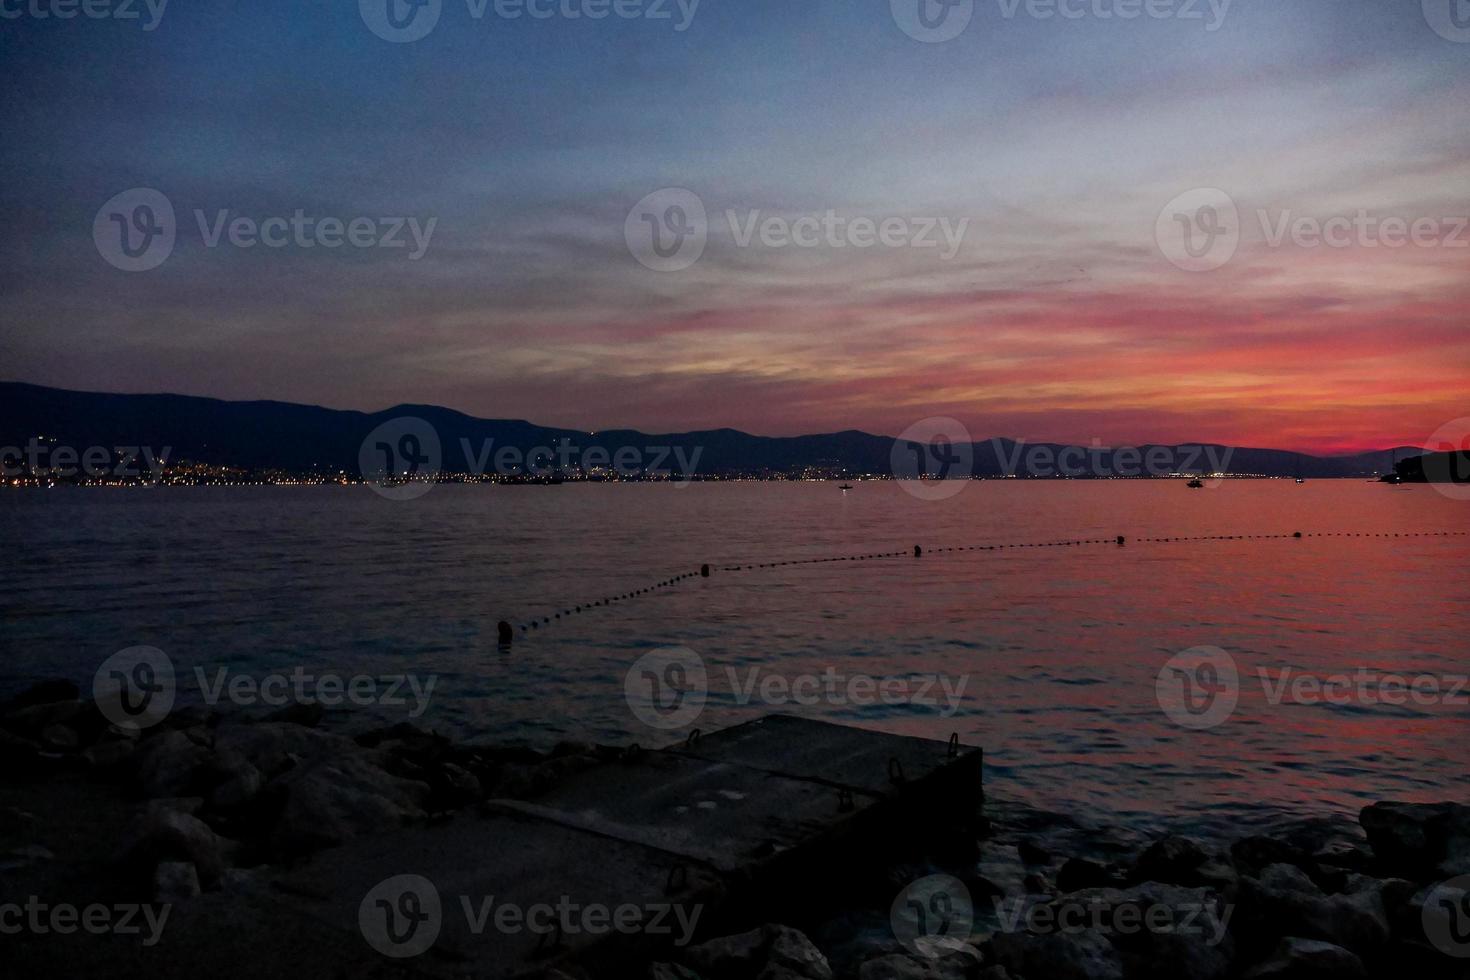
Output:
[2,0,1467,454]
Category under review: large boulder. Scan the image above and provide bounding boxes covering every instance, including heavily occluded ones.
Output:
[1235,863,1389,958]
[1131,836,1209,886]
[7,678,80,710]
[119,806,228,889]
[1055,882,1233,980]
[132,729,212,798]
[1241,937,1367,979]
[261,752,429,857]
[1360,802,1470,879]
[1058,857,1121,893]
[212,722,354,779]
[857,953,972,980]
[684,924,832,980]
[990,927,1124,980]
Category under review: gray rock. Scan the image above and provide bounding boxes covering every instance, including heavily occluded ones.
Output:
[1132,835,1208,885]
[684,924,831,980]
[4,699,82,735]
[1359,801,1470,879]
[213,721,354,778]
[153,860,201,903]
[857,953,972,980]
[1058,857,1119,893]
[264,751,429,856]
[765,924,833,980]
[8,678,80,709]
[39,723,80,751]
[133,729,211,798]
[990,927,1124,980]
[1256,863,1322,897]
[121,807,227,889]
[82,738,137,769]
[685,925,768,978]
[1232,837,1310,877]
[1237,864,1388,957]
[1241,937,1366,979]
[0,845,55,872]
[974,843,1030,897]
[648,965,701,980]
[208,761,263,810]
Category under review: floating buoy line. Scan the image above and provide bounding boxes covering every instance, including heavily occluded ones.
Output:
[498,529,1467,643]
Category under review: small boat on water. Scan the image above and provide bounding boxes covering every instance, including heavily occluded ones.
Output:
[1187,478,1205,489]
[1295,478,1306,484]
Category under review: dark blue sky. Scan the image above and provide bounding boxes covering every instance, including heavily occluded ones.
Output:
[2,0,1467,450]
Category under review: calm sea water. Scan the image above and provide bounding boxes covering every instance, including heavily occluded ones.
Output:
[4,481,1467,836]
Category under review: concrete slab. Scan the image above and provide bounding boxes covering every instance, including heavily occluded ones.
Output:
[161,716,982,979]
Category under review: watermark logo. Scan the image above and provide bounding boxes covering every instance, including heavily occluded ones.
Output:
[892,417,974,500]
[360,0,442,42]
[93,645,176,731]
[360,874,443,958]
[625,646,707,730]
[626,188,707,272]
[891,874,975,958]
[94,189,436,270]
[1423,875,1470,957]
[94,188,175,272]
[1156,646,1238,730]
[1424,0,1470,43]
[1156,188,1239,273]
[1423,418,1470,501]
[359,417,443,501]
[0,0,168,30]
[892,0,974,42]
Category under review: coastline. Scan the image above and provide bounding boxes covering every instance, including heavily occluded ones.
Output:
[3,681,1468,978]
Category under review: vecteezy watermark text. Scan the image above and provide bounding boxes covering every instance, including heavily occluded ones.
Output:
[891,0,1231,44]
[1157,188,1468,272]
[195,667,436,719]
[358,874,702,958]
[0,0,168,30]
[359,0,700,44]
[93,188,436,271]
[992,438,1234,480]
[624,188,971,272]
[624,647,970,730]
[93,647,437,730]
[1,439,169,483]
[1157,646,1469,730]
[992,893,1233,945]
[359,416,705,500]
[0,897,170,947]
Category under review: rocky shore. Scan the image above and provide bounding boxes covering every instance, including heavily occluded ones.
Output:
[3,679,1468,979]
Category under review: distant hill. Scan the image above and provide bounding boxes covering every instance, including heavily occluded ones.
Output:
[0,381,1421,480]
[1384,449,1470,485]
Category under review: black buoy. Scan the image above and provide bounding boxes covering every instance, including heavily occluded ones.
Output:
[914,544,922,558]
[1117,535,1126,546]
[701,564,710,577]
[1293,531,1302,538]
[497,620,513,646]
